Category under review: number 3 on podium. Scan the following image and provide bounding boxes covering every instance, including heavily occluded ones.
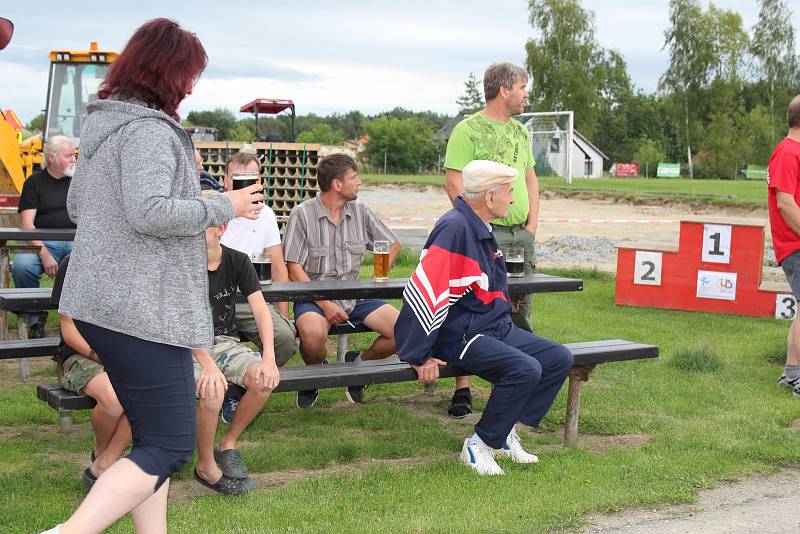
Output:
[776,294,797,320]
[634,251,663,286]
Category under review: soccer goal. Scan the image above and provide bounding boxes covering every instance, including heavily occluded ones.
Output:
[517,111,574,184]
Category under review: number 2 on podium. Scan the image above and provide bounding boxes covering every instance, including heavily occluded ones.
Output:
[634,251,663,286]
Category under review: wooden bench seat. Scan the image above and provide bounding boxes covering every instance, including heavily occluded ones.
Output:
[37,339,659,445]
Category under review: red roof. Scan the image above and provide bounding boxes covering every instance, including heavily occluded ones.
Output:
[239,99,295,115]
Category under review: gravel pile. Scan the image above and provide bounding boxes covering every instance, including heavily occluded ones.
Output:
[535,235,618,265]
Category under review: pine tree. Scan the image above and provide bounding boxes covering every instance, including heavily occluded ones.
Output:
[456,73,484,115]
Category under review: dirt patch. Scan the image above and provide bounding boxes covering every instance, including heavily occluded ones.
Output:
[533,432,652,455]
[0,425,23,440]
[0,356,57,384]
[167,455,435,503]
[0,422,92,441]
[789,418,800,432]
[578,468,800,533]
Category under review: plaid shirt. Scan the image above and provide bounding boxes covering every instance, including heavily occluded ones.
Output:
[283,196,397,313]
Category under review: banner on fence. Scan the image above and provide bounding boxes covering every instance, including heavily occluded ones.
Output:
[656,162,680,178]
[614,163,639,177]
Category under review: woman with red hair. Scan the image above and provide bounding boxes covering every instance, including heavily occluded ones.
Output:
[43,19,263,534]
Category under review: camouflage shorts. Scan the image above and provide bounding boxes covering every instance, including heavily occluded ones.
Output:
[192,335,261,388]
[60,353,105,394]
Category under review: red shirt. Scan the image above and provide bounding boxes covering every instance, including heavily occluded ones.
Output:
[768,137,800,264]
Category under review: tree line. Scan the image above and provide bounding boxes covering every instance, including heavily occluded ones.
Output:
[525,0,798,179]
[182,108,449,175]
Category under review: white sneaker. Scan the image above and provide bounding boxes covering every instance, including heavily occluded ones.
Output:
[498,426,539,464]
[40,526,62,534]
[460,437,504,475]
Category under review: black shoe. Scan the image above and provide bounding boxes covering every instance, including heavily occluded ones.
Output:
[296,358,328,408]
[214,448,248,479]
[448,387,472,419]
[220,395,240,424]
[344,351,365,404]
[193,468,254,496]
[81,468,97,490]
[29,321,45,339]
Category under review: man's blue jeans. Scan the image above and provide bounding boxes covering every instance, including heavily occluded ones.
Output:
[12,240,73,326]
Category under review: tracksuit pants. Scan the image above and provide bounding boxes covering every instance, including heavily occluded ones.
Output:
[450,322,573,449]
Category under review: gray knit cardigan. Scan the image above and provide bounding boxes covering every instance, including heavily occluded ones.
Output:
[58,98,234,348]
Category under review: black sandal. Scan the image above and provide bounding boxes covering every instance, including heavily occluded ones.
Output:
[448,387,472,419]
[193,468,254,496]
[82,468,97,490]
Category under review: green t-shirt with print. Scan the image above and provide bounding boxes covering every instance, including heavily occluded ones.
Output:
[444,113,535,226]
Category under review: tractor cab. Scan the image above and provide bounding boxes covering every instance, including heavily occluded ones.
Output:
[44,42,117,146]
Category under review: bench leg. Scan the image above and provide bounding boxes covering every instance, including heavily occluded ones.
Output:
[17,312,30,382]
[563,364,595,448]
[337,334,348,363]
[58,409,73,434]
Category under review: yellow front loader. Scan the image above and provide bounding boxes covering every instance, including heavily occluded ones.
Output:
[0,42,117,202]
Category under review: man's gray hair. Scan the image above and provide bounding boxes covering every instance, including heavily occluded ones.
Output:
[462,184,504,202]
[483,63,528,101]
[42,135,72,168]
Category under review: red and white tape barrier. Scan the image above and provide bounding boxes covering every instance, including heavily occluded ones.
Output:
[379,215,678,224]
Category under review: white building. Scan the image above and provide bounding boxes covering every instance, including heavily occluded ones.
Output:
[571,130,608,178]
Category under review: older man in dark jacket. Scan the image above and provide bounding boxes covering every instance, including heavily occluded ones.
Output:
[395,160,573,475]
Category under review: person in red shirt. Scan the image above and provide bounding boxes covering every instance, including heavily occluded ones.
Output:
[767,94,800,395]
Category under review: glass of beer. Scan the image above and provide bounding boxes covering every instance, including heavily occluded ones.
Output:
[373,240,390,282]
[231,171,261,190]
[506,248,524,278]
[253,250,272,284]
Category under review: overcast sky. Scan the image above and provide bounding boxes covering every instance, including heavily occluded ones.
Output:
[0,1,773,125]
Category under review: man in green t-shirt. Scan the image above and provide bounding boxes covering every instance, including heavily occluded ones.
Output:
[443,62,539,418]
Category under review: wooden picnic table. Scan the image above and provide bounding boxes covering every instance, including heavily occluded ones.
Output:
[0,273,582,313]
[0,274,583,381]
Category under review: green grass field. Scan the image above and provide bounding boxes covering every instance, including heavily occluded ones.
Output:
[362,174,770,207]
[1,265,799,533]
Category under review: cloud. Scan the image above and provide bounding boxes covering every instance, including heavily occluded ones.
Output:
[0,60,49,122]
[183,60,460,117]
[204,60,320,83]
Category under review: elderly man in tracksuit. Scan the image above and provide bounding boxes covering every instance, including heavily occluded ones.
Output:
[395,160,573,475]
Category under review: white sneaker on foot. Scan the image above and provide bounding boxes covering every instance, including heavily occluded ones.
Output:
[460,437,504,475]
[40,525,62,534]
[498,426,539,464]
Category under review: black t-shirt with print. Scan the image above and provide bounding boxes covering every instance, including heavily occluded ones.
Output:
[18,169,76,229]
[209,245,262,336]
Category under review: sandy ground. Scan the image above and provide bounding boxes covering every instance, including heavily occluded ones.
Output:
[359,183,768,242]
[580,468,800,534]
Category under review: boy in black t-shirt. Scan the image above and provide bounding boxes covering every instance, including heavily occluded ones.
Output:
[52,256,131,489]
[192,206,280,496]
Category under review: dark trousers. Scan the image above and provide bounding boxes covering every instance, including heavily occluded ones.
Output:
[75,320,196,490]
[451,323,573,448]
